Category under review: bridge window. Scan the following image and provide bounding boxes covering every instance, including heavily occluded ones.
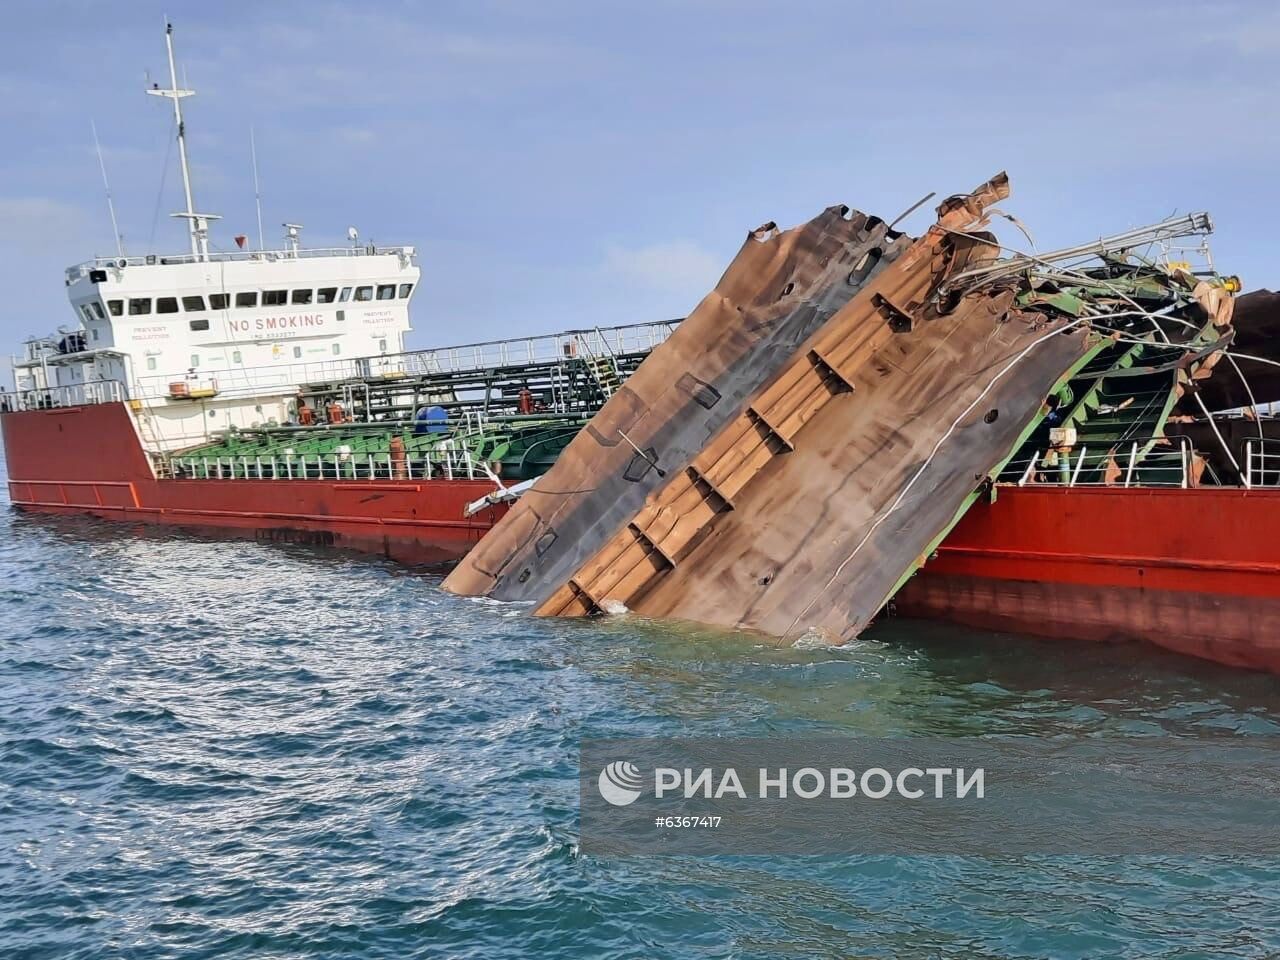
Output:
[91,301,106,320]
[190,354,199,368]
[263,289,287,306]
[182,295,206,311]
[236,291,258,308]
[398,283,413,298]
[209,293,229,310]
[291,288,313,304]
[78,305,93,323]
[293,346,302,359]
[376,284,395,300]
[354,286,373,302]
[128,298,152,315]
[332,343,341,355]
[317,287,338,303]
[157,297,179,314]
[189,318,210,331]
[108,299,123,316]
[146,357,157,371]
[338,286,353,302]
[232,350,242,363]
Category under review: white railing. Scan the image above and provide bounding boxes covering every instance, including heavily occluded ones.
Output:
[1006,434,1194,489]
[67,244,414,277]
[132,320,678,403]
[0,379,128,413]
[387,322,674,380]
[1244,438,1280,489]
[4,321,678,415]
[139,360,372,403]
[161,444,493,483]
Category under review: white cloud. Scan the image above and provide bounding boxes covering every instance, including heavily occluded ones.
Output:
[602,239,723,295]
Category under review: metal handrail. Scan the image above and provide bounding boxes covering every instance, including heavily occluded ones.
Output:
[4,321,676,415]
[1243,438,1280,489]
[162,443,494,483]
[131,319,677,402]
[0,379,128,412]
[67,244,415,275]
[1008,434,1194,489]
[6,320,679,415]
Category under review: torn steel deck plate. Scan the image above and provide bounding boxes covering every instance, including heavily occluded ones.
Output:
[444,201,914,600]
[446,173,1102,643]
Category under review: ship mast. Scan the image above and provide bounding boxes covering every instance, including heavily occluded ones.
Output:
[146,23,219,261]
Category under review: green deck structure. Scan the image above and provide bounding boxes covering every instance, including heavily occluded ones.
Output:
[167,416,589,482]
[996,266,1231,488]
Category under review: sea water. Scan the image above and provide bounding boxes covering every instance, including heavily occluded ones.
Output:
[2,459,1278,959]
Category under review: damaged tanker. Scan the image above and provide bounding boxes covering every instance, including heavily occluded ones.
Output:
[896,268,1280,672]
[444,172,1241,646]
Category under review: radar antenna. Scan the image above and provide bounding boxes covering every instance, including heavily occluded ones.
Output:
[90,120,124,258]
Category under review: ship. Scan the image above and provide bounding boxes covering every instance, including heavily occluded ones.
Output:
[0,25,672,564]
[6,28,1278,677]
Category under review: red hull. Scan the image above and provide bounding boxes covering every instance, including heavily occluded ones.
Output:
[7,404,1280,673]
[2,403,504,565]
[898,486,1280,673]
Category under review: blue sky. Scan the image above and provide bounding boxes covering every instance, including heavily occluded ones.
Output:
[2,1,1277,351]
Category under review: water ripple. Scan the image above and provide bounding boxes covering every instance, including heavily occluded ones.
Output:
[2,461,1279,958]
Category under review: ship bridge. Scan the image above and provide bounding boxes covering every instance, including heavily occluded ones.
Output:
[10,237,420,446]
[54,239,419,385]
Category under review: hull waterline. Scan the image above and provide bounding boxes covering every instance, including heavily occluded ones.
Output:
[2,402,504,565]
[7,404,1280,676]
[897,485,1280,674]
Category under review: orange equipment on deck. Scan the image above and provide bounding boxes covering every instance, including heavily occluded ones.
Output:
[390,436,408,479]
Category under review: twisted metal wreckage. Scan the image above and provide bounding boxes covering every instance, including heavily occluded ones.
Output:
[443,172,1264,645]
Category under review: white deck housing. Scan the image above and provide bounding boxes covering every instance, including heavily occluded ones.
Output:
[11,245,418,449]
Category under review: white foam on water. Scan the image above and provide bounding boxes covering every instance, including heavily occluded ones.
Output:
[790,628,839,650]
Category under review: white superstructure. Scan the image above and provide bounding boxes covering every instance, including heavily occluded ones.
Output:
[9,24,417,450]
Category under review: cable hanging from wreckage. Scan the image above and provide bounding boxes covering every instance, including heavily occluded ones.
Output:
[925,207,1262,485]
